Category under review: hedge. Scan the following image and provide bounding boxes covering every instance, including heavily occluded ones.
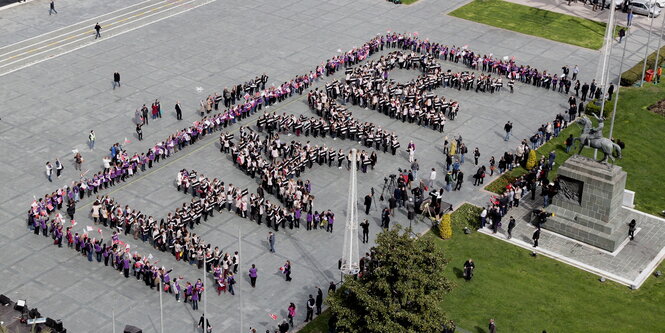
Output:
[620,45,665,86]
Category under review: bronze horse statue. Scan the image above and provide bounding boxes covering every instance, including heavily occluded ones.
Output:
[573,115,622,164]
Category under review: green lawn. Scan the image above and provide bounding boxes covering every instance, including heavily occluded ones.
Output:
[298,311,331,333]
[401,0,419,4]
[302,205,665,332]
[430,204,665,333]
[485,81,665,215]
[449,0,616,49]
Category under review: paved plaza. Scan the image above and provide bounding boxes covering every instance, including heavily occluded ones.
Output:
[0,0,663,332]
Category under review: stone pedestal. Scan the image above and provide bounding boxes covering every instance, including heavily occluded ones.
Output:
[543,155,628,251]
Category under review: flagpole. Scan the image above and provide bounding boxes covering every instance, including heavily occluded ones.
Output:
[159,279,164,333]
[203,249,207,324]
[652,12,665,81]
[640,0,656,86]
[112,298,116,333]
[609,29,630,139]
[239,228,243,333]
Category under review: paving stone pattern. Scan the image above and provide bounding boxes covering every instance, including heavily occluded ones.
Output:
[0,0,663,332]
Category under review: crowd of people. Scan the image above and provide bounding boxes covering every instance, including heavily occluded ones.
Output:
[28,194,215,310]
[29,31,582,331]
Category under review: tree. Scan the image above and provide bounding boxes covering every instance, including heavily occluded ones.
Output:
[525,149,537,170]
[327,225,452,333]
[438,213,453,239]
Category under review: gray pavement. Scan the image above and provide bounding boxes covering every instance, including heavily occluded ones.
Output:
[0,0,663,332]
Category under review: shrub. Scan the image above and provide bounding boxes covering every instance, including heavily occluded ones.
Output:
[620,45,665,86]
[585,98,613,118]
[485,173,519,194]
[525,149,537,170]
[438,213,453,239]
[450,203,483,230]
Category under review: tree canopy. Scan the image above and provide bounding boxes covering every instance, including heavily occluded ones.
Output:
[327,225,452,333]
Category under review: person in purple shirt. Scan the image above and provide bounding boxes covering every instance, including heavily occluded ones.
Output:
[94,240,103,262]
[103,245,110,266]
[162,268,172,294]
[326,212,334,233]
[86,240,93,262]
[191,286,199,310]
[184,282,193,303]
[54,227,63,248]
[227,273,236,296]
[248,264,258,288]
[123,257,130,278]
[40,218,48,237]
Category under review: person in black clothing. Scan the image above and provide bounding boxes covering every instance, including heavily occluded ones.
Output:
[454,171,464,191]
[532,228,541,247]
[628,219,636,240]
[136,123,143,141]
[94,23,102,39]
[360,219,369,243]
[197,314,211,332]
[113,72,121,89]
[473,167,484,186]
[66,202,76,220]
[507,216,516,239]
[364,193,372,215]
[328,281,336,293]
[175,101,182,120]
[305,295,315,322]
[463,259,475,281]
[315,287,323,315]
[278,319,289,333]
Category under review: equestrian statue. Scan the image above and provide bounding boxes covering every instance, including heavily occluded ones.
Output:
[573,113,622,164]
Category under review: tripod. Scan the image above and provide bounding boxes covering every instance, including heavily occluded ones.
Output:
[370,187,378,211]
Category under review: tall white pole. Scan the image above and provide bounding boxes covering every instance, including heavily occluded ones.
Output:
[159,280,164,333]
[599,6,617,112]
[594,4,617,159]
[239,228,243,333]
[640,1,656,86]
[203,250,207,322]
[341,149,360,276]
[652,14,665,81]
[609,30,631,139]
[112,298,116,333]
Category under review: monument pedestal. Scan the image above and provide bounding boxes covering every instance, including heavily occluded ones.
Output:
[543,155,628,252]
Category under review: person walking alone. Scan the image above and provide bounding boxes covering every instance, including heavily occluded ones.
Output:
[55,158,63,178]
[136,123,143,141]
[503,121,512,141]
[175,100,183,120]
[287,303,296,327]
[360,219,369,243]
[628,219,636,240]
[248,264,257,287]
[45,161,53,182]
[113,72,121,89]
[268,232,275,253]
[49,0,57,15]
[94,23,102,39]
[507,216,516,239]
[88,130,95,150]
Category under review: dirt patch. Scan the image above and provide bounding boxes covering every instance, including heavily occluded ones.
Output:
[647,99,665,117]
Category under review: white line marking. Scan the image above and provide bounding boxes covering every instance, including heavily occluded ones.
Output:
[0,0,215,78]
[0,0,207,73]
[0,0,181,60]
[0,0,156,51]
